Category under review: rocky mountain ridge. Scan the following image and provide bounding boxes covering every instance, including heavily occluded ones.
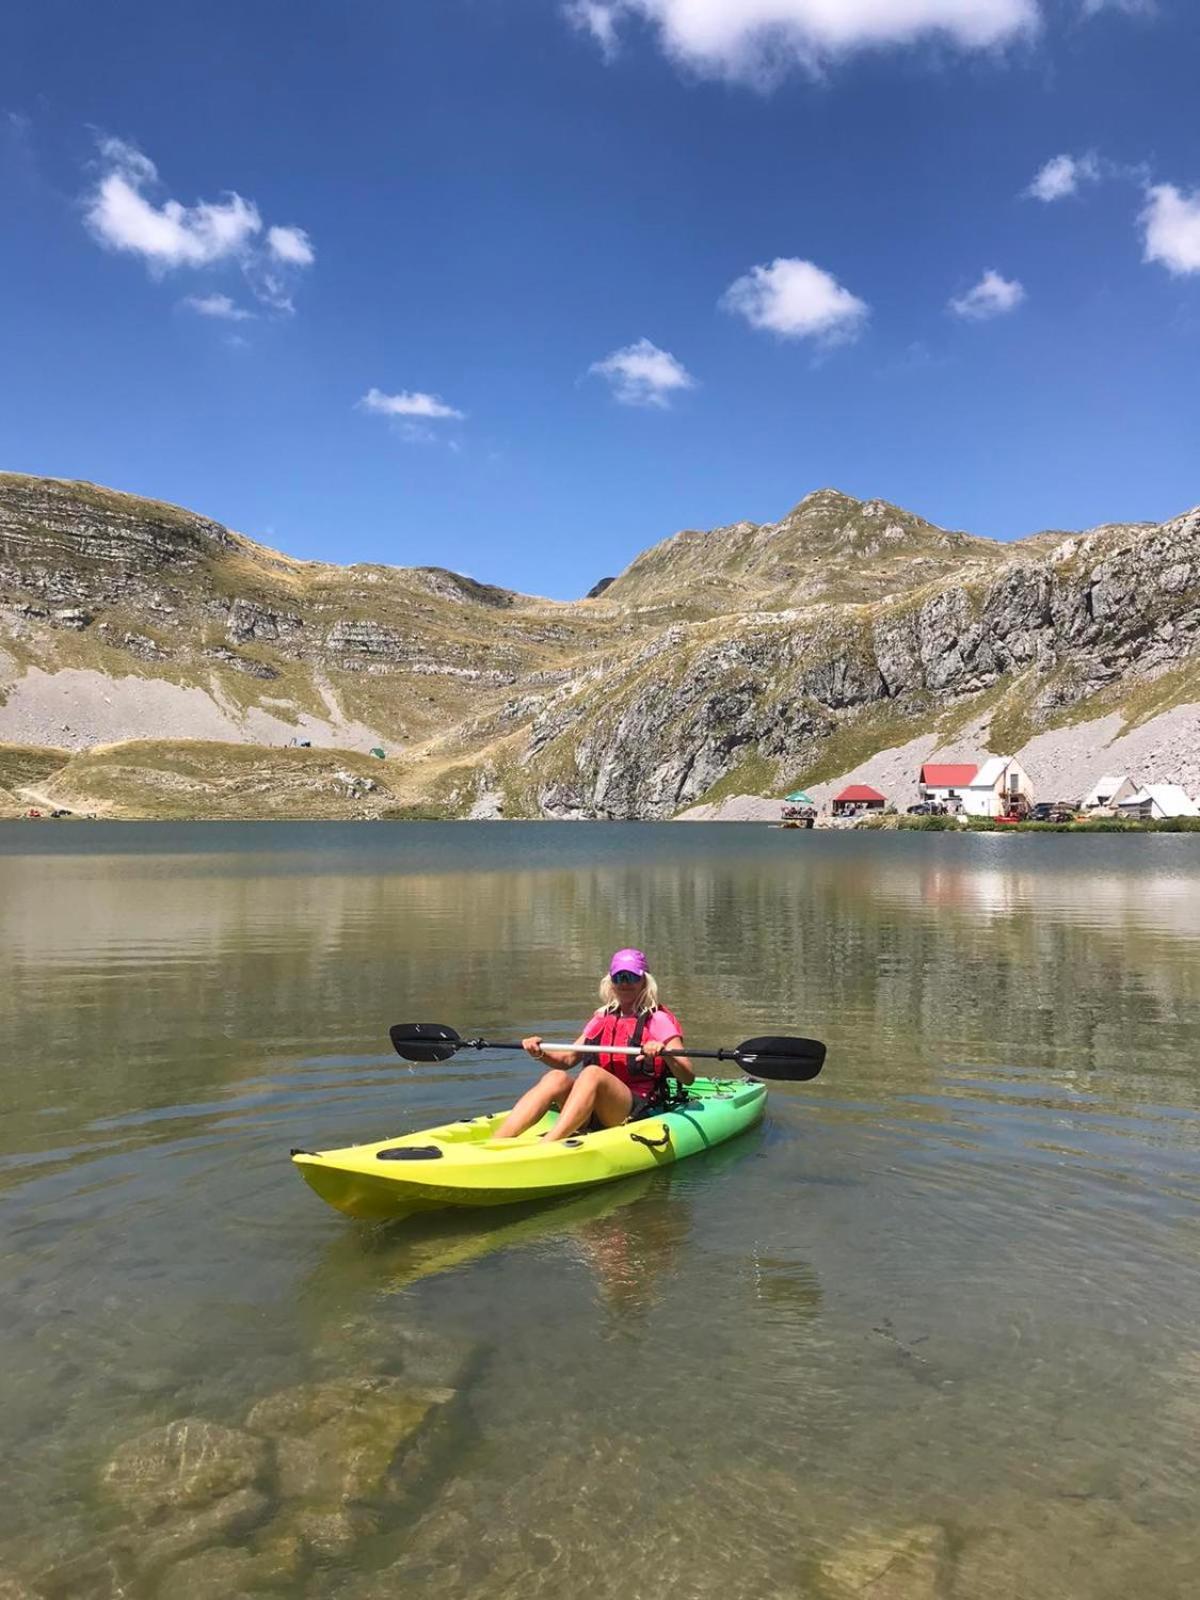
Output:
[1,471,1197,819]
[600,487,1026,614]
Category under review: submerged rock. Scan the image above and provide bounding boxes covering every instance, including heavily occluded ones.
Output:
[246,1375,415,1438]
[243,1374,457,1564]
[128,1487,271,1575]
[17,1544,135,1600]
[153,1535,303,1600]
[252,1378,452,1504]
[275,1506,377,1558]
[102,1419,269,1520]
[822,1524,948,1599]
[241,1532,305,1588]
[0,1574,46,1600]
[154,1547,260,1600]
[248,1372,452,1423]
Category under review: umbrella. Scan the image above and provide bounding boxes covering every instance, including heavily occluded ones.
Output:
[784,790,814,805]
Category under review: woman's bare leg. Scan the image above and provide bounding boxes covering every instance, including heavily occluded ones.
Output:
[494,1069,574,1139]
[544,1065,634,1141]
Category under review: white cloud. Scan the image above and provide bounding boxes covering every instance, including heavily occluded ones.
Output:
[183,292,254,321]
[1080,0,1155,14]
[267,225,315,266]
[589,338,696,407]
[1026,151,1101,202]
[243,264,295,315]
[721,257,868,343]
[85,138,261,270]
[566,0,621,56]
[360,387,466,420]
[948,269,1027,320]
[83,138,314,314]
[397,423,438,445]
[567,0,1039,84]
[1141,184,1200,276]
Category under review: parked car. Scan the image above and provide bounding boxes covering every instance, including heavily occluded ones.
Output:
[1030,801,1078,823]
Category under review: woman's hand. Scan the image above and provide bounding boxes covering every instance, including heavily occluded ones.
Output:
[522,1035,545,1061]
[651,1035,693,1083]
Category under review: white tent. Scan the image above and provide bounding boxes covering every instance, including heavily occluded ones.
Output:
[1114,784,1200,820]
[1082,773,1136,810]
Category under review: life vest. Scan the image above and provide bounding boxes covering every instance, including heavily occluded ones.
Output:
[584,1009,668,1102]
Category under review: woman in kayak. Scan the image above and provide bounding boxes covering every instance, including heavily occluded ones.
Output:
[495,948,693,1141]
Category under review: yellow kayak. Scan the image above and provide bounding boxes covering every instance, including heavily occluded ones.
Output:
[292,1076,767,1222]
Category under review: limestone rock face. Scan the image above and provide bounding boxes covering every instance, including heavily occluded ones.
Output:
[0,476,233,603]
[541,504,1200,817]
[2,470,1197,818]
[226,598,303,644]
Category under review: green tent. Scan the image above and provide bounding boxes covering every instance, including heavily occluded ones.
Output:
[370,747,386,760]
[785,790,814,805]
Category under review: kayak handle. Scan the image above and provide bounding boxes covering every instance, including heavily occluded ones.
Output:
[630,1127,672,1152]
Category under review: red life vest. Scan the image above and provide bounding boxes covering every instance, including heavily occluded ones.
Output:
[584,1010,667,1101]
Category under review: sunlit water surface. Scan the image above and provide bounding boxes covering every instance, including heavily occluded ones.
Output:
[2,823,1199,1598]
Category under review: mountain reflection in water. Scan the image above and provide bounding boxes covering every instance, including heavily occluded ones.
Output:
[1,822,1198,1598]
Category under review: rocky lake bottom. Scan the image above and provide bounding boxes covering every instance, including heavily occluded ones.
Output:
[2,822,1199,1598]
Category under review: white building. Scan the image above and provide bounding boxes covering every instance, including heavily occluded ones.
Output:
[960,756,1035,819]
[1114,784,1200,821]
[918,763,978,811]
[1082,773,1137,811]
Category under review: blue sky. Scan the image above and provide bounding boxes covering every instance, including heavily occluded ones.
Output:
[2,0,1198,597]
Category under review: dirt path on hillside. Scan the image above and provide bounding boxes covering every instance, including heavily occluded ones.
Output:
[14,782,71,813]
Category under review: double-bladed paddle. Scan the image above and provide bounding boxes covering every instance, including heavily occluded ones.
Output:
[388,1022,825,1082]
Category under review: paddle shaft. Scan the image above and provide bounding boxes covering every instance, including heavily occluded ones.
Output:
[457,1039,736,1062]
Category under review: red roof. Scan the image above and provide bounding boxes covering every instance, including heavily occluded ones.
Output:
[835,784,886,802]
[921,763,977,787]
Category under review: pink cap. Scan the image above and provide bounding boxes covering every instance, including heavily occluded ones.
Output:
[609,948,648,977]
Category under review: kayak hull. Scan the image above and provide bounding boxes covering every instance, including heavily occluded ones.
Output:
[292,1076,766,1221]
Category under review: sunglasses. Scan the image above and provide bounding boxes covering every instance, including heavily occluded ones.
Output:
[611,971,643,985]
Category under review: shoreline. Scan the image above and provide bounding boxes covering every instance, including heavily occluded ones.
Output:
[2,813,1197,834]
[3,736,1198,830]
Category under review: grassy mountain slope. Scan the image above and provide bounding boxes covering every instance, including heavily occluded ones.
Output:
[1,472,1196,819]
[599,488,1035,615]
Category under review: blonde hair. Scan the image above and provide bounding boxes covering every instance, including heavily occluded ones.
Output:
[598,971,659,1014]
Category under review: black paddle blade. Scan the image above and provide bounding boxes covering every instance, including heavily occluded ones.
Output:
[733,1036,826,1082]
[389,1023,463,1064]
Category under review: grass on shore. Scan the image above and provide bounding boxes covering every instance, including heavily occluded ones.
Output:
[888,814,1200,834]
[966,816,1200,834]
